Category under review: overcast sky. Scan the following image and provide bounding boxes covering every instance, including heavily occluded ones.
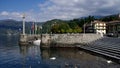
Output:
[0,0,120,22]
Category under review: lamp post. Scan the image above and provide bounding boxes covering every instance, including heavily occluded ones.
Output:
[83,19,86,43]
[40,26,42,44]
[40,26,42,37]
[22,14,25,35]
[83,19,86,35]
[50,22,56,40]
[84,24,86,34]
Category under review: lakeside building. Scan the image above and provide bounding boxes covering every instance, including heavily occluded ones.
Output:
[93,20,106,34]
[85,20,106,35]
[85,20,120,37]
[106,21,120,37]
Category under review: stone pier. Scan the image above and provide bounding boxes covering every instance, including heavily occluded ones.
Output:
[19,33,103,47]
[19,34,41,45]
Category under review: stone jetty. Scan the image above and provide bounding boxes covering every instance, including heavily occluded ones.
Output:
[19,33,103,47]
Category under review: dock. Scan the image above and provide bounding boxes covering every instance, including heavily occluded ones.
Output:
[19,34,42,45]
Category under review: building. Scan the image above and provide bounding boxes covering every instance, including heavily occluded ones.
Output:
[84,20,120,37]
[84,23,94,33]
[106,21,120,37]
[85,20,106,34]
[93,20,106,34]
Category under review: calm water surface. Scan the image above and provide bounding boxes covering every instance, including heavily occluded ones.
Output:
[0,35,120,68]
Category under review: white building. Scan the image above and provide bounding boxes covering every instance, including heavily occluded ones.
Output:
[93,20,106,35]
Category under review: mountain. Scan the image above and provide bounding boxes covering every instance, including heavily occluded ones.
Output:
[0,19,39,34]
[94,15,104,19]
[99,14,120,22]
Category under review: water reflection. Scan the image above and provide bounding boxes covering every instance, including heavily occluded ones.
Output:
[41,48,99,60]
[40,48,120,68]
[19,45,44,68]
[18,44,120,68]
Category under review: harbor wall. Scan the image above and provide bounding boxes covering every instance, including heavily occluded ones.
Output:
[19,34,41,44]
[19,33,103,47]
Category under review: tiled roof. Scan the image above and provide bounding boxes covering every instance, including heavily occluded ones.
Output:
[108,21,120,24]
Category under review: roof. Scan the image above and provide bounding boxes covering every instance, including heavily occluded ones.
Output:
[92,20,106,24]
[108,20,120,23]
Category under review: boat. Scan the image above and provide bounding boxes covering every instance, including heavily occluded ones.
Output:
[50,57,56,60]
[33,39,41,46]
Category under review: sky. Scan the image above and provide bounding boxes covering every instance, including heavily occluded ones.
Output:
[0,0,120,22]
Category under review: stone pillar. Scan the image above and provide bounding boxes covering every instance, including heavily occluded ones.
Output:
[22,14,25,35]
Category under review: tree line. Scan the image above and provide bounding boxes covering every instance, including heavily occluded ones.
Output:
[50,16,95,33]
[42,14,120,34]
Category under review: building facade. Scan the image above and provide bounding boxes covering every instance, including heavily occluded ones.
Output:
[93,21,106,34]
[84,20,106,35]
[106,21,120,37]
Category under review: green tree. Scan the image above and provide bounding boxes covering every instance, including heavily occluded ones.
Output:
[68,22,78,29]
[59,23,71,33]
[51,24,59,33]
[68,22,82,33]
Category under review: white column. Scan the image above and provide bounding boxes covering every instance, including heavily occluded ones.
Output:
[22,14,25,35]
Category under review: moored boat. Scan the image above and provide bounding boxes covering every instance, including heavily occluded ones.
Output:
[33,39,41,46]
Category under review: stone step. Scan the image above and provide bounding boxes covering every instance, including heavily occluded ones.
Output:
[79,46,120,60]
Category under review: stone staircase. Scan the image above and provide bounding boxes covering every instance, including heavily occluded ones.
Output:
[77,37,120,61]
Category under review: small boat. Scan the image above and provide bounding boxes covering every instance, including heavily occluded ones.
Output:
[50,57,56,60]
[107,60,112,63]
[33,39,41,46]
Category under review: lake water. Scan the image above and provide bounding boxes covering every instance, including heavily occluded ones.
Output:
[0,34,120,68]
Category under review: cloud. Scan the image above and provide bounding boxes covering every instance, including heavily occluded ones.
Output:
[38,0,120,21]
[0,11,36,21]
[11,12,21,17]
[0,11,22,20]
[0,11,9,16]
[0,0,120,22]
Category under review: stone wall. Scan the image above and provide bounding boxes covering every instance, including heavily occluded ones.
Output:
[51,34,102,44]
[19,33,103,47]
[41,34,103,46]
[19,34,41,45]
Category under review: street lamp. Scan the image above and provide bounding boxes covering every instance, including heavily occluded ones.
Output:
[51,22,56,34]
[40,26,42,44]
[83,19,86,43]
[83,19,86,35]
[40,26,42,36]
[84,24,86,34]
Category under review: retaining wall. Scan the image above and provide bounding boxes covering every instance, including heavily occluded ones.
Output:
[19,33,103,47]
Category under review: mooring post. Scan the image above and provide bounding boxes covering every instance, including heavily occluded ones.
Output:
[40,26,42,44]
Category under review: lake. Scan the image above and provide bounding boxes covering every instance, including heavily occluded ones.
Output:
[0,34,119,68]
